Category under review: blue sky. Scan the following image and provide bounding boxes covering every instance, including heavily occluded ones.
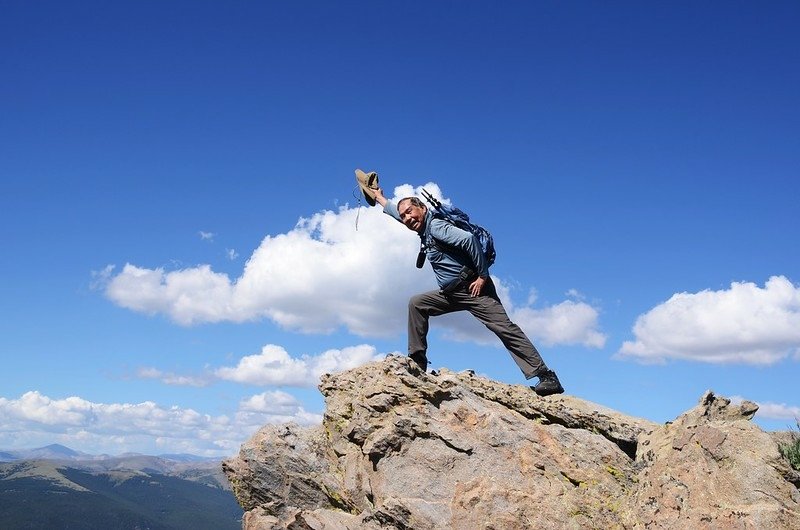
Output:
[1,1,798,457]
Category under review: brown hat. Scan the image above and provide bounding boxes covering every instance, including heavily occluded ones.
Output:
[355,169,379,206]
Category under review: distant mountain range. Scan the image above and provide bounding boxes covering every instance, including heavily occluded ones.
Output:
[0,444,242,529]
[0,443,221,464]
[0,443,88,461]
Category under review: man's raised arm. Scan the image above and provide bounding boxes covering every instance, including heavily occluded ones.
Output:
[374,188,404,224]
[373,187,388,207]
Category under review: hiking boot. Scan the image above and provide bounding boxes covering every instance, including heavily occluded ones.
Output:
[532,369,564,396]
[409,352,429,372]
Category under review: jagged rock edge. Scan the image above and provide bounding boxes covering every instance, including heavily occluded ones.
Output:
[448,372,643,460]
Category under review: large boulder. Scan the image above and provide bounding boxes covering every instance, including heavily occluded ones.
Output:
[634,390,800,529]
[223,355,799,529]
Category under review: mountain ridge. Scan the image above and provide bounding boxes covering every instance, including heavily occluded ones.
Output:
[0,457,242,529]
[0,444,223,464]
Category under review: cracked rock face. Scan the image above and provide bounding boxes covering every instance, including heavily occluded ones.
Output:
[223,356,800,529]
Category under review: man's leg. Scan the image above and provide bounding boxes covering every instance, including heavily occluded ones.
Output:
[459,280,564,395]
[408,289,457,369]
[458,281,547,379]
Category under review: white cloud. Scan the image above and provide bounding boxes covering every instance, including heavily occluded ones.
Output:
[136,368,211,387]
[565,288,585,301]
[198,231,215,241]
[0,390,320,457]
[617,276,800,365]
[215,344,385,387]
[226,248,239,260]
[756,402,800,421]
[136,344,388,389]
[103,182,606,347]
[511,301,606,348]
[106,264,237,325]
[730,395,800,421]
[236,391,322,426]
[439,278,607,348]
[89,264,115,291]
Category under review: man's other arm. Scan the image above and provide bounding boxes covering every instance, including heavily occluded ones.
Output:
[430,221,489,296]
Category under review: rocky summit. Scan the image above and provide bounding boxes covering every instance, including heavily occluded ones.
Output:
[223,355,800,529]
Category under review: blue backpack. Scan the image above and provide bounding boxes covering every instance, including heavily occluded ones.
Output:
[420,188,496,267]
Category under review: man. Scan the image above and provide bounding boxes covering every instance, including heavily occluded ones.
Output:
[369,184,564,396]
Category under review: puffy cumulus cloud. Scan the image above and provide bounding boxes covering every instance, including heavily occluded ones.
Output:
[511,301,607,348]
[106,264,237,325]
[103,182,606,347]
[236,391,322,426]
[105,184,436,330]
[239,390,302,414]
[440,278,607,348]
[0,390,320,457]
[215,344,386,387]
[0,391,96,427]
[618,276,800,365]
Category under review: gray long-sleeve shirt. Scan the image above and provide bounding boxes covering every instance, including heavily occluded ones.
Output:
[384,201,489,289]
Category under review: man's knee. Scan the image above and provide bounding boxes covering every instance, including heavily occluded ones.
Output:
[409,293,426,312]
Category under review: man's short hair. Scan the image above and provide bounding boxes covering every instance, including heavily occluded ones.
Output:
[398,196,425,209]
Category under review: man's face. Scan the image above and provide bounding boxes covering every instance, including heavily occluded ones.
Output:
[398,200,427,233]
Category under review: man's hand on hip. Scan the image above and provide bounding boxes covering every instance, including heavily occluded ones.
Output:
[469,276,486,297]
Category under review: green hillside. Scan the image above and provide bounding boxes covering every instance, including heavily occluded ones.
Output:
[0,463,242,530]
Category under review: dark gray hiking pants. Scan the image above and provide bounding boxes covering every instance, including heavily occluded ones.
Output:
[407,279,547,379]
